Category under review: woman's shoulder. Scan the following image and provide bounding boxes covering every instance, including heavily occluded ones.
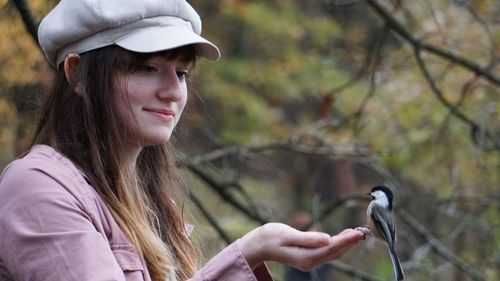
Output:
[0,144,92,207]
[2,144,85,178]
[0,146,141,280]
[5,144,81,171]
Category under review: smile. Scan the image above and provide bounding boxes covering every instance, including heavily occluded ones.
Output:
[144,108,175,121]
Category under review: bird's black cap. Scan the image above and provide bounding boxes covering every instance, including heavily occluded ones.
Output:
[369,185,394,210]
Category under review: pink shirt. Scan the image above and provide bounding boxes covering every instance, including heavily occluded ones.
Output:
[0,145,273,281]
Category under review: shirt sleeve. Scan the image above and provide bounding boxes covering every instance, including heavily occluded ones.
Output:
[190,240,273,281]
[0,161,127,281]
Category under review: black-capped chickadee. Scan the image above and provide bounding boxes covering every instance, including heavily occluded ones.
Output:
[366,185,404,280]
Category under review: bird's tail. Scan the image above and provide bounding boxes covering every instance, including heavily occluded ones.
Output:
[389,245,404,280]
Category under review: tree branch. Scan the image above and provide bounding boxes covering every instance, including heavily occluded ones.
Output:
[399,209,487,281]
[184,163,268,225]
[12,0,39,45]
[350,25,390,125]
[327,261,383,281]
[413,47,500,151]
[187,136,369,166]
[365,0,500,86]
[189,191,232,244]
[322,195,367,221]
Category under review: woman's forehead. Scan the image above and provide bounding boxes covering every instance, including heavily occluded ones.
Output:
[144,46,198,63]
[146,53,194,66]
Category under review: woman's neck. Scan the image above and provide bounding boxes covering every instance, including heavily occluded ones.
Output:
[121,144,142,172]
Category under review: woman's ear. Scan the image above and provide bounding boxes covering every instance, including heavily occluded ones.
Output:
[63,53,81,94]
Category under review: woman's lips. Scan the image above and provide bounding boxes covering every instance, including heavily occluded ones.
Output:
[144,108,175,121]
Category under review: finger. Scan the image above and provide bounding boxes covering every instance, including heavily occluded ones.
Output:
[334,228,366,242]
[337,229,351,235]
[285,230,331,248]
[282,239,357,271]
[354,226,370,234]
[312,230,366,264]
[328,239,358,259]
[291,229,362,260]
[326,229,365,256]
[354,226,371,239]
[278,243,334,271]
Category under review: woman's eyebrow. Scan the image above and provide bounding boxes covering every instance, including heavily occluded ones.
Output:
[182,61,193,69]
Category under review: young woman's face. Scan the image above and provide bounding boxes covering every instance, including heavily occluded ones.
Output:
[113,54,191,148]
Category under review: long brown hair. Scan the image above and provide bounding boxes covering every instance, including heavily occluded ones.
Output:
[31,45,198,280]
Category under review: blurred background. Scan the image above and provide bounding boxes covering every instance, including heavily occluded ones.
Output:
[0,0,499,280]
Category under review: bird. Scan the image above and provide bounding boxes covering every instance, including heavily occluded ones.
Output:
[366,185,405,280]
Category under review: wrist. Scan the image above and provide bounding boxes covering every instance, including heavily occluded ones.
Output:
[238,227,266,269]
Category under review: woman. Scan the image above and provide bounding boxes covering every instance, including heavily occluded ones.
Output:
[0,0,368,280]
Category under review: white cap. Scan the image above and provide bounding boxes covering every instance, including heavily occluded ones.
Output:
[38,0,221,67]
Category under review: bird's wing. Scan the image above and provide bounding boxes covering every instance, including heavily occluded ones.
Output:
[370,204,396,244]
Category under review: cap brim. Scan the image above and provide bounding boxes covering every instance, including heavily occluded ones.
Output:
[116,26,220,61]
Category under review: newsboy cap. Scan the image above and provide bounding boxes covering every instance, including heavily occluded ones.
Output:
[38,0,220,67]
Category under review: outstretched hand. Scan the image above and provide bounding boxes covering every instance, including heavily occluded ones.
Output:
[238,223,369,272]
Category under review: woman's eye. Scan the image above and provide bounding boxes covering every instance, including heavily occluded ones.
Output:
[176,70,188,80]
[138,65,158,73]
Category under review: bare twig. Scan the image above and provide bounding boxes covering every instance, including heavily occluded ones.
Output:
[460,2,496,57]
[350,25,390,125]
[187,137,369,166]
[189,191,232,244]
[327,261,383,281]
[299,194,369,231]
[399,209,487,281]
[365,0,500,86]
[12,0,39,45]
[413,47,500,151]
[185,163,268,224]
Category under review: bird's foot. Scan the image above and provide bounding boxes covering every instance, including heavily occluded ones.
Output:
[354,225,372,240]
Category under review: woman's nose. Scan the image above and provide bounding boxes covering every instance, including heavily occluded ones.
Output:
[157,71,184,101]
